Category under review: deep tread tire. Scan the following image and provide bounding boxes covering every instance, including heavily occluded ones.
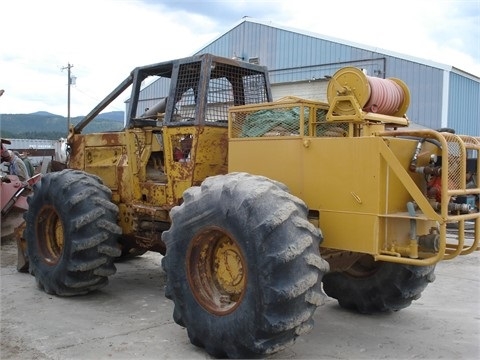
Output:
[161,172,329,358]
[115,245,147,262]
[322,256,436,314]
[24,169,122,296]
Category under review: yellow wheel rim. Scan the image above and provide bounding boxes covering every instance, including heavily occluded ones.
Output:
[187,226,247,315]
[36,205,64,266]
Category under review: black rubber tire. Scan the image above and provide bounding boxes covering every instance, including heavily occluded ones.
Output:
[115,244,147,262]
[24,169,122,296]
[322,255,436,314]
[161,172,329,358]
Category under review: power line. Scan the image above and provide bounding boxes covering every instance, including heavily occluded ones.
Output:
[61,63,74,135]
[73,85,128,113]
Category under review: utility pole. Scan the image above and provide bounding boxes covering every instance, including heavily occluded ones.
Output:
[62,63,74,134]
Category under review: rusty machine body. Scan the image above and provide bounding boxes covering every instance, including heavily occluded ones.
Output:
[21,54,479,358]
[69,54,271,255]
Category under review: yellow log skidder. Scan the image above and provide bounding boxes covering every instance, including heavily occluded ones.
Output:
[17,54,478,358]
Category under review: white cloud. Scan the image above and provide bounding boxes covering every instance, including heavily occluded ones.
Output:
[0,0,219,116]
[276,0,480,76]
[1,0,478,117]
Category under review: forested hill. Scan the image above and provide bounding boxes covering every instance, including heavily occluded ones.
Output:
[0,111,124,139]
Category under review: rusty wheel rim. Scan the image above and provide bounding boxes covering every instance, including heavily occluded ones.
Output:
[186,226,247,315]
[36,205,64,266]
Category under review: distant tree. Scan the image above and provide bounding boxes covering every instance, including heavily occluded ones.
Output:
[1,111,124,139]
[0,130,15,138]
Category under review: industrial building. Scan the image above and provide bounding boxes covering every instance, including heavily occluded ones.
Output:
[135,18,479,136]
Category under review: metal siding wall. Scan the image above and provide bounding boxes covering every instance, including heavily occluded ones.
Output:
[410,65,443,130]
[386,62,442,129]
[128,78,171,117]
[156,21,479,135]
[448,73,480,136]
[199,24,445,130]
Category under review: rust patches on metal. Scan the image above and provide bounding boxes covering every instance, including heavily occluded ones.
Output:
[175,162,194,181]
[131,202,173,216]
[68,135,85,169]
[101,132,122,145]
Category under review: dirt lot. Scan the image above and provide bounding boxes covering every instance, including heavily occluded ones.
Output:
[1,236,479,360]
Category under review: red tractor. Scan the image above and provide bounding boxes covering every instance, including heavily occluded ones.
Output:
[1,138,40,270]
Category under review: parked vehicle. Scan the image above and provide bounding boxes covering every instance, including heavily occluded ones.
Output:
[19,54,479,358]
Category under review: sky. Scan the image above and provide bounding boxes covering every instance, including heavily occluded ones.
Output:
[1,0,479,117]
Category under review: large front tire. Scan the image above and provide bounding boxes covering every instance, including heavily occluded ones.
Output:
[161,172,329,358]
[322,255,436,314]
[24,169,122,296]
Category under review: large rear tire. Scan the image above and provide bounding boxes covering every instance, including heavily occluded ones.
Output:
[161,172,329,358]
[322,255,436,314]
[24,169,122,296]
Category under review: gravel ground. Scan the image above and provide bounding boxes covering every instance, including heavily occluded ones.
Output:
[1,236,479,360]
